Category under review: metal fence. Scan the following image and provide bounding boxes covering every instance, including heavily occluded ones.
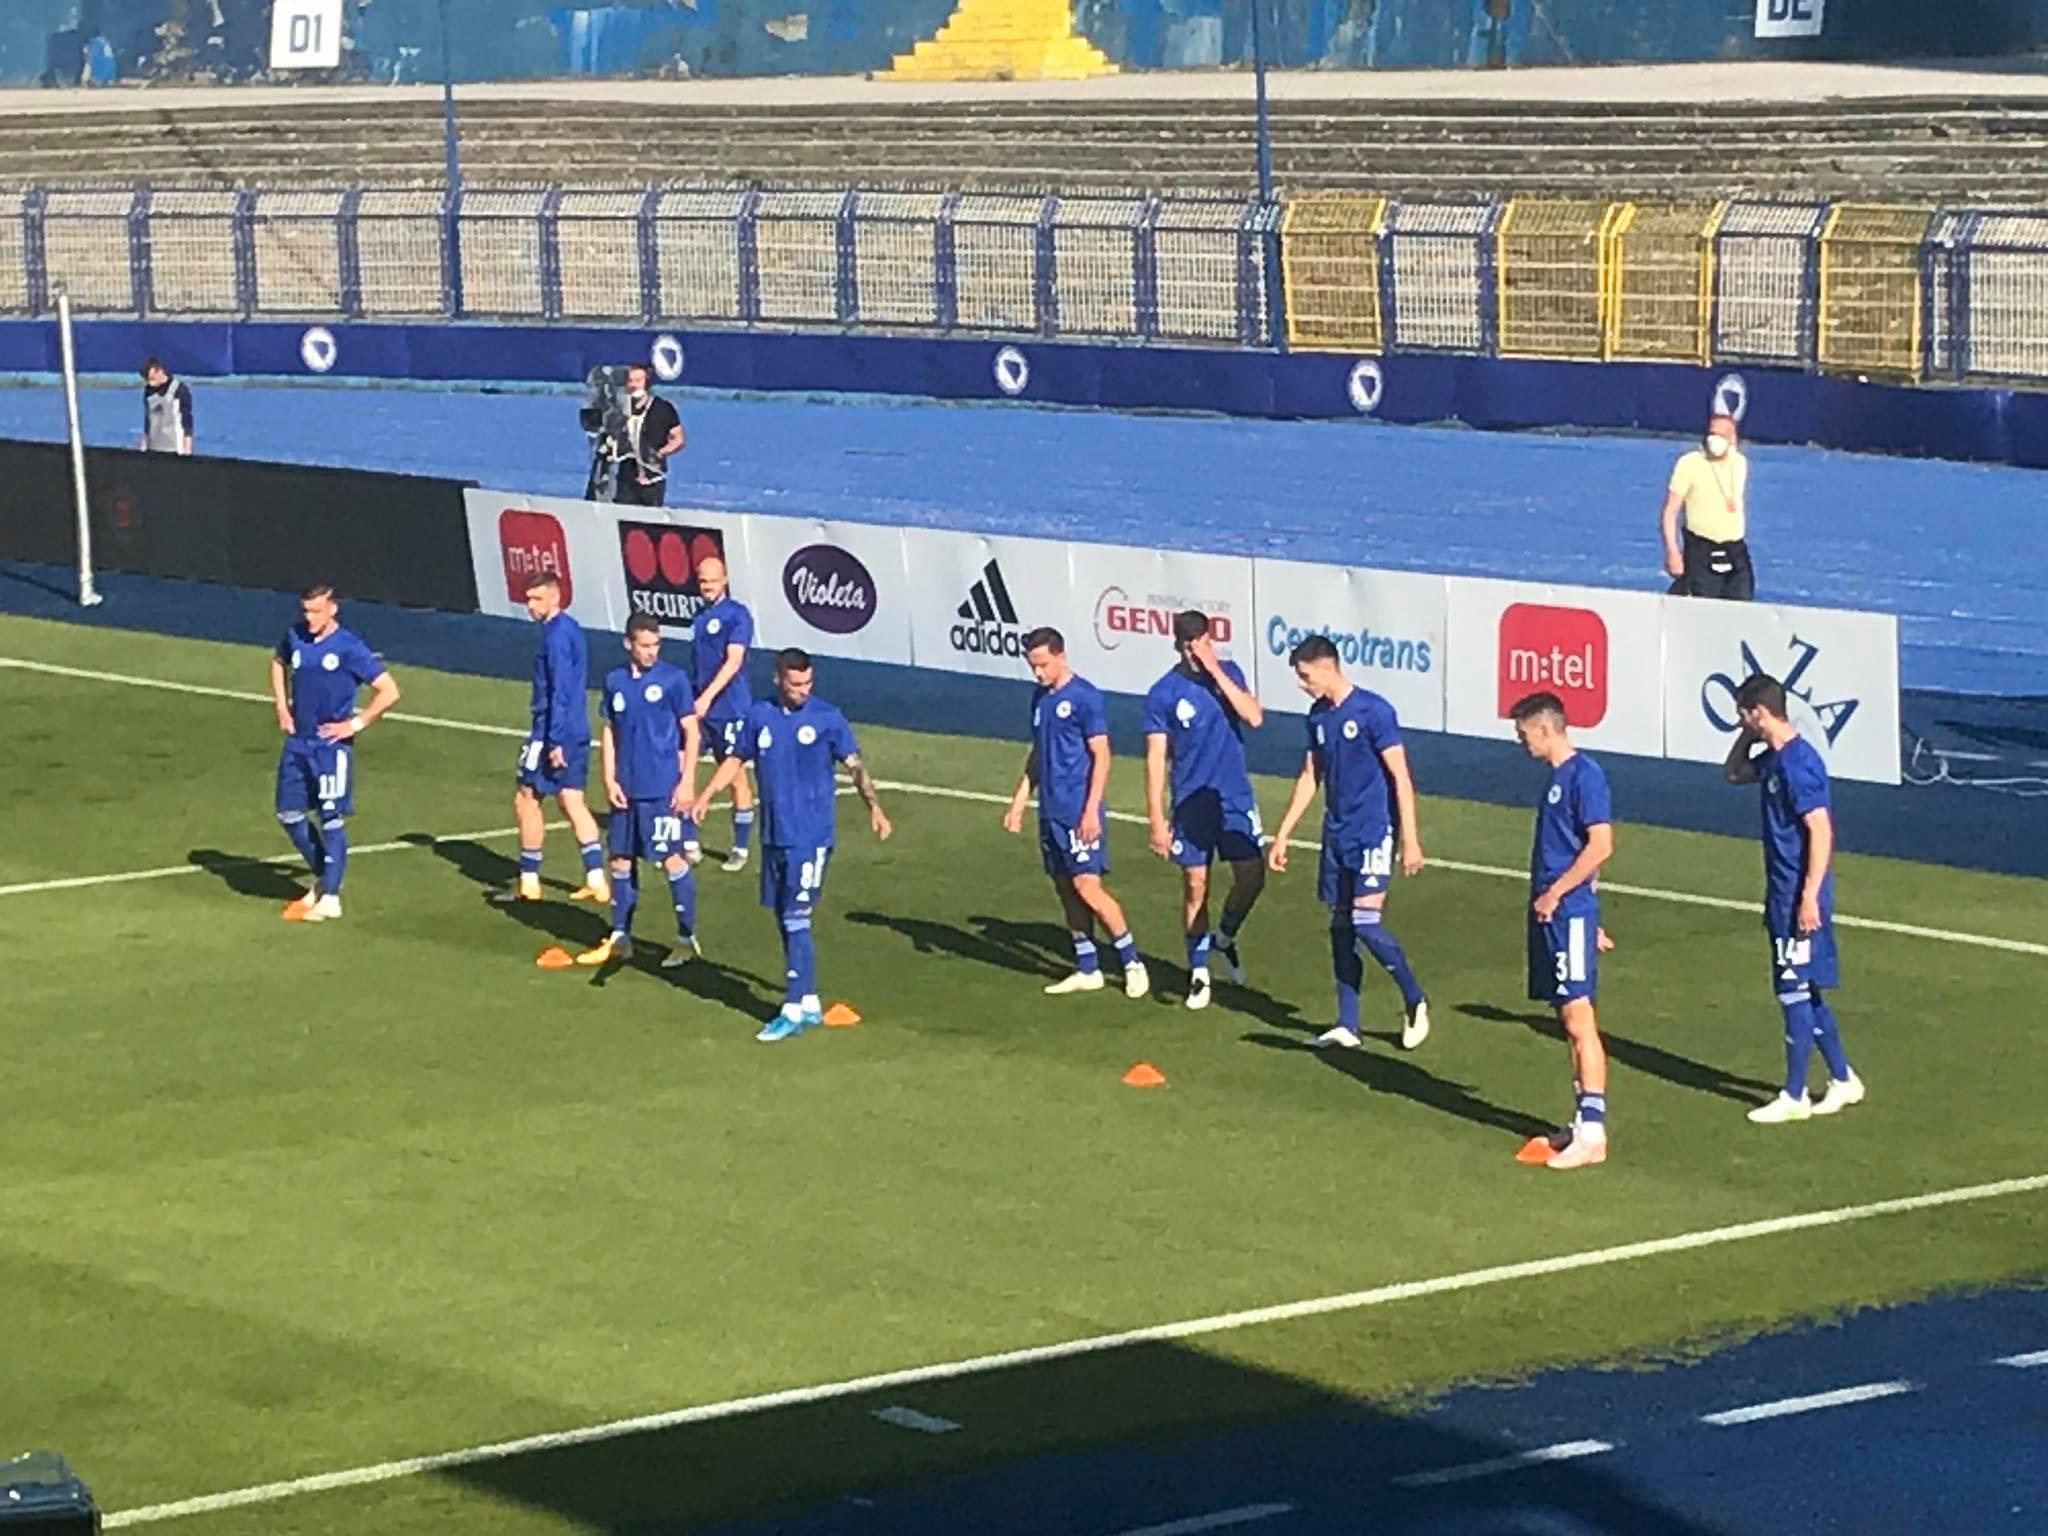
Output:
[2,181,2046,385]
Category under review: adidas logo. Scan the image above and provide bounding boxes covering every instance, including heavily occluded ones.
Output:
[949,560,1029,657]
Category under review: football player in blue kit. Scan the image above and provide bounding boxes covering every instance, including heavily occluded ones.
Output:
[693,649,891,1042]
[1724,673,1866,1124]
[575,615,703,969]
[502,573,610,906]
[1003,627,1150,1001]
[1142,610,1266,1011]
[689,555,758,872]
[1269,635,1431,1050]
[269,585,402,923]
[1510,691,1614,1171]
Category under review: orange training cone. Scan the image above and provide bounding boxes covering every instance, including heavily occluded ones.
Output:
[1122,1062,1166,1088]
[535,947,575,970]
[1516,1134,1560,1165]
[280,900,312,922]
[822,1002,862,1028]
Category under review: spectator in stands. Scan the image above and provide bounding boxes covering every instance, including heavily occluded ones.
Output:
[1661,412,1753,601]
[616,364,683,507]
[139,358,194,457]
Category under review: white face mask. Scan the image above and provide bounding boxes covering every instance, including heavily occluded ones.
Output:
[1704,433,1732,459]
[628,388,648,405]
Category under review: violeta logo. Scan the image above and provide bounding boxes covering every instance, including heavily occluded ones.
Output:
[1265,616,1432,673]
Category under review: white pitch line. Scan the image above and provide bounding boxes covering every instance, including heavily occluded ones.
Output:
[1106,1503,1296,1536]
[102,1171,2048,1529]
[5,654,2044,957]
[1391,1438,1615,1488]
[1699,1379,1918,1426]
[869,1405,961,1435]
[1995,1349,2048,1369]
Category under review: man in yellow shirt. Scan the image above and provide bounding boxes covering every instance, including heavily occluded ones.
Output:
[1661,413,1754,601]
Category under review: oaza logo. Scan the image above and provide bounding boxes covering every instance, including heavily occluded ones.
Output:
[1700,634,1860,746]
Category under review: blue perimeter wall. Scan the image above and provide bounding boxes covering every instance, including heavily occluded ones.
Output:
[2,317,2045,698]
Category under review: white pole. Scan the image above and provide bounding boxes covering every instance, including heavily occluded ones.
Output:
[55,285,101,608]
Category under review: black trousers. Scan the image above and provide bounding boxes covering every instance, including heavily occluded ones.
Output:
[614,471,667,508]
[1677,532,1755,601]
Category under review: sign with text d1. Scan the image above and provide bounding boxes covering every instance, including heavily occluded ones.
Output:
[1251,559,1446,729]
[1754,0,1824,38]
[1444,577,1665,757]
[270,0,344,69]
[1661,599,1899,785]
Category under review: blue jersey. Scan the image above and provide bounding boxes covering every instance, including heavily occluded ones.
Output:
[1032,674,1110,825]
[530,612,589,750]
[736,694,857,850]
[691,596,755,723]
[1758,735,1834,930]
[1141,662,1255,811]
[1307,686,1403,845]
[601,660,695,800]
[276,623,384,740]
[1531,751,1611,908]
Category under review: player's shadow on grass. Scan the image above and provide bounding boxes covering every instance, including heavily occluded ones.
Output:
[578,946,780,1021]
[1457,1002,1777,1105]
[843,910,1071,979]
[1243,1031,1552,1140]
[187,847,305,902]
[409,835,612,948]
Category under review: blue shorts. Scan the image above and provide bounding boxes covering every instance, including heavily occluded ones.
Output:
[761,843,832,917]
[517,738,589,796]
[1768,922,1840,994]
[1317,828,1394,908]
[276,737,355,818]
[1040,817,1108,880]
[703,716,747,763]
[1529,903,1599,1005]
[1170,792,1263,868]
[607,799,695,864]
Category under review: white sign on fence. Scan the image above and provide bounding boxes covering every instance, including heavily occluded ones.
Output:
[1754,0,1824,38]
[1251,560,1447,730]
[1661,598,1900,785]
[745,516,914,666]
[269,0,344,69]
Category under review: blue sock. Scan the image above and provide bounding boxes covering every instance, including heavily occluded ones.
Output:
[1186,929,1213,973]
[1778,989,1818,1098]
[1218,908,1247,948]
[579,840,604,876]
[1576,1089,1607,1126]
[733,809,756,853]
[610,868,637,938]
[1354,908,1424,1009]
[518,847,543,877]
[1070,931,1100,976]
[1809,987,1851,1080]
[277,812,323,875]
[668,865,696,939]
[318,817,348,897]
[1111,931,1140,969]
[781,915,816,1005]
[1329,917,1363,1029]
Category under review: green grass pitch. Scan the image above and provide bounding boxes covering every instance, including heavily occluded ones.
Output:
[1,611,2044,1535]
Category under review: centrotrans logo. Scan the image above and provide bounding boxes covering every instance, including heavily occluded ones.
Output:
[951,559,1028,656]
[1265,616,1431,673]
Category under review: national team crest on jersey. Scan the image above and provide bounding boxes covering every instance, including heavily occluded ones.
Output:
[1056,700,1072,718]
[321,653,339,671]
[797,725,818,745]
[644,683,663,702]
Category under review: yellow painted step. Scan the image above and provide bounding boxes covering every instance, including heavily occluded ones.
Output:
[885,0,1116,80]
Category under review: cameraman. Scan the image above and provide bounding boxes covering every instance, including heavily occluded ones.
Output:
[615,364,684,507]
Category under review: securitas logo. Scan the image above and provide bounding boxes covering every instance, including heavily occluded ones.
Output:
[1093,587,1235,651]
[497,509,571,606]
[1701,634,1861,747]
[1497,603,1608,727]
[951,560,1027,657]
[620,521,725,627]
[1265,617,1431,673]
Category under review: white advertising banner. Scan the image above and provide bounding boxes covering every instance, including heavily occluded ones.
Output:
[465,488,636,631]
[1754,0,1824,39]
[1250,560,1447,730]
[1444,576,1666,757]
[903,528,1072,681]
[742,516,914,666]
[1661,598,1900,785]
[1066,545,1256,697]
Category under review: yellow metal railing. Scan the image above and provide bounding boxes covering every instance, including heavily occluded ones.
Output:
[1496,197,1617,359]
[1604,201,1724,364]
[1817,203,1933,378]
[1278,192,1388,353]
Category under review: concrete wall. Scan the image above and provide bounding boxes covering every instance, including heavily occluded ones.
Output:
[6,0,2047,85]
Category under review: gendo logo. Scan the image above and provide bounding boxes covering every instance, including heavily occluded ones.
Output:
[1496,603,1608,727]
[497,508,572,606]
[1093,586,1235,651]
